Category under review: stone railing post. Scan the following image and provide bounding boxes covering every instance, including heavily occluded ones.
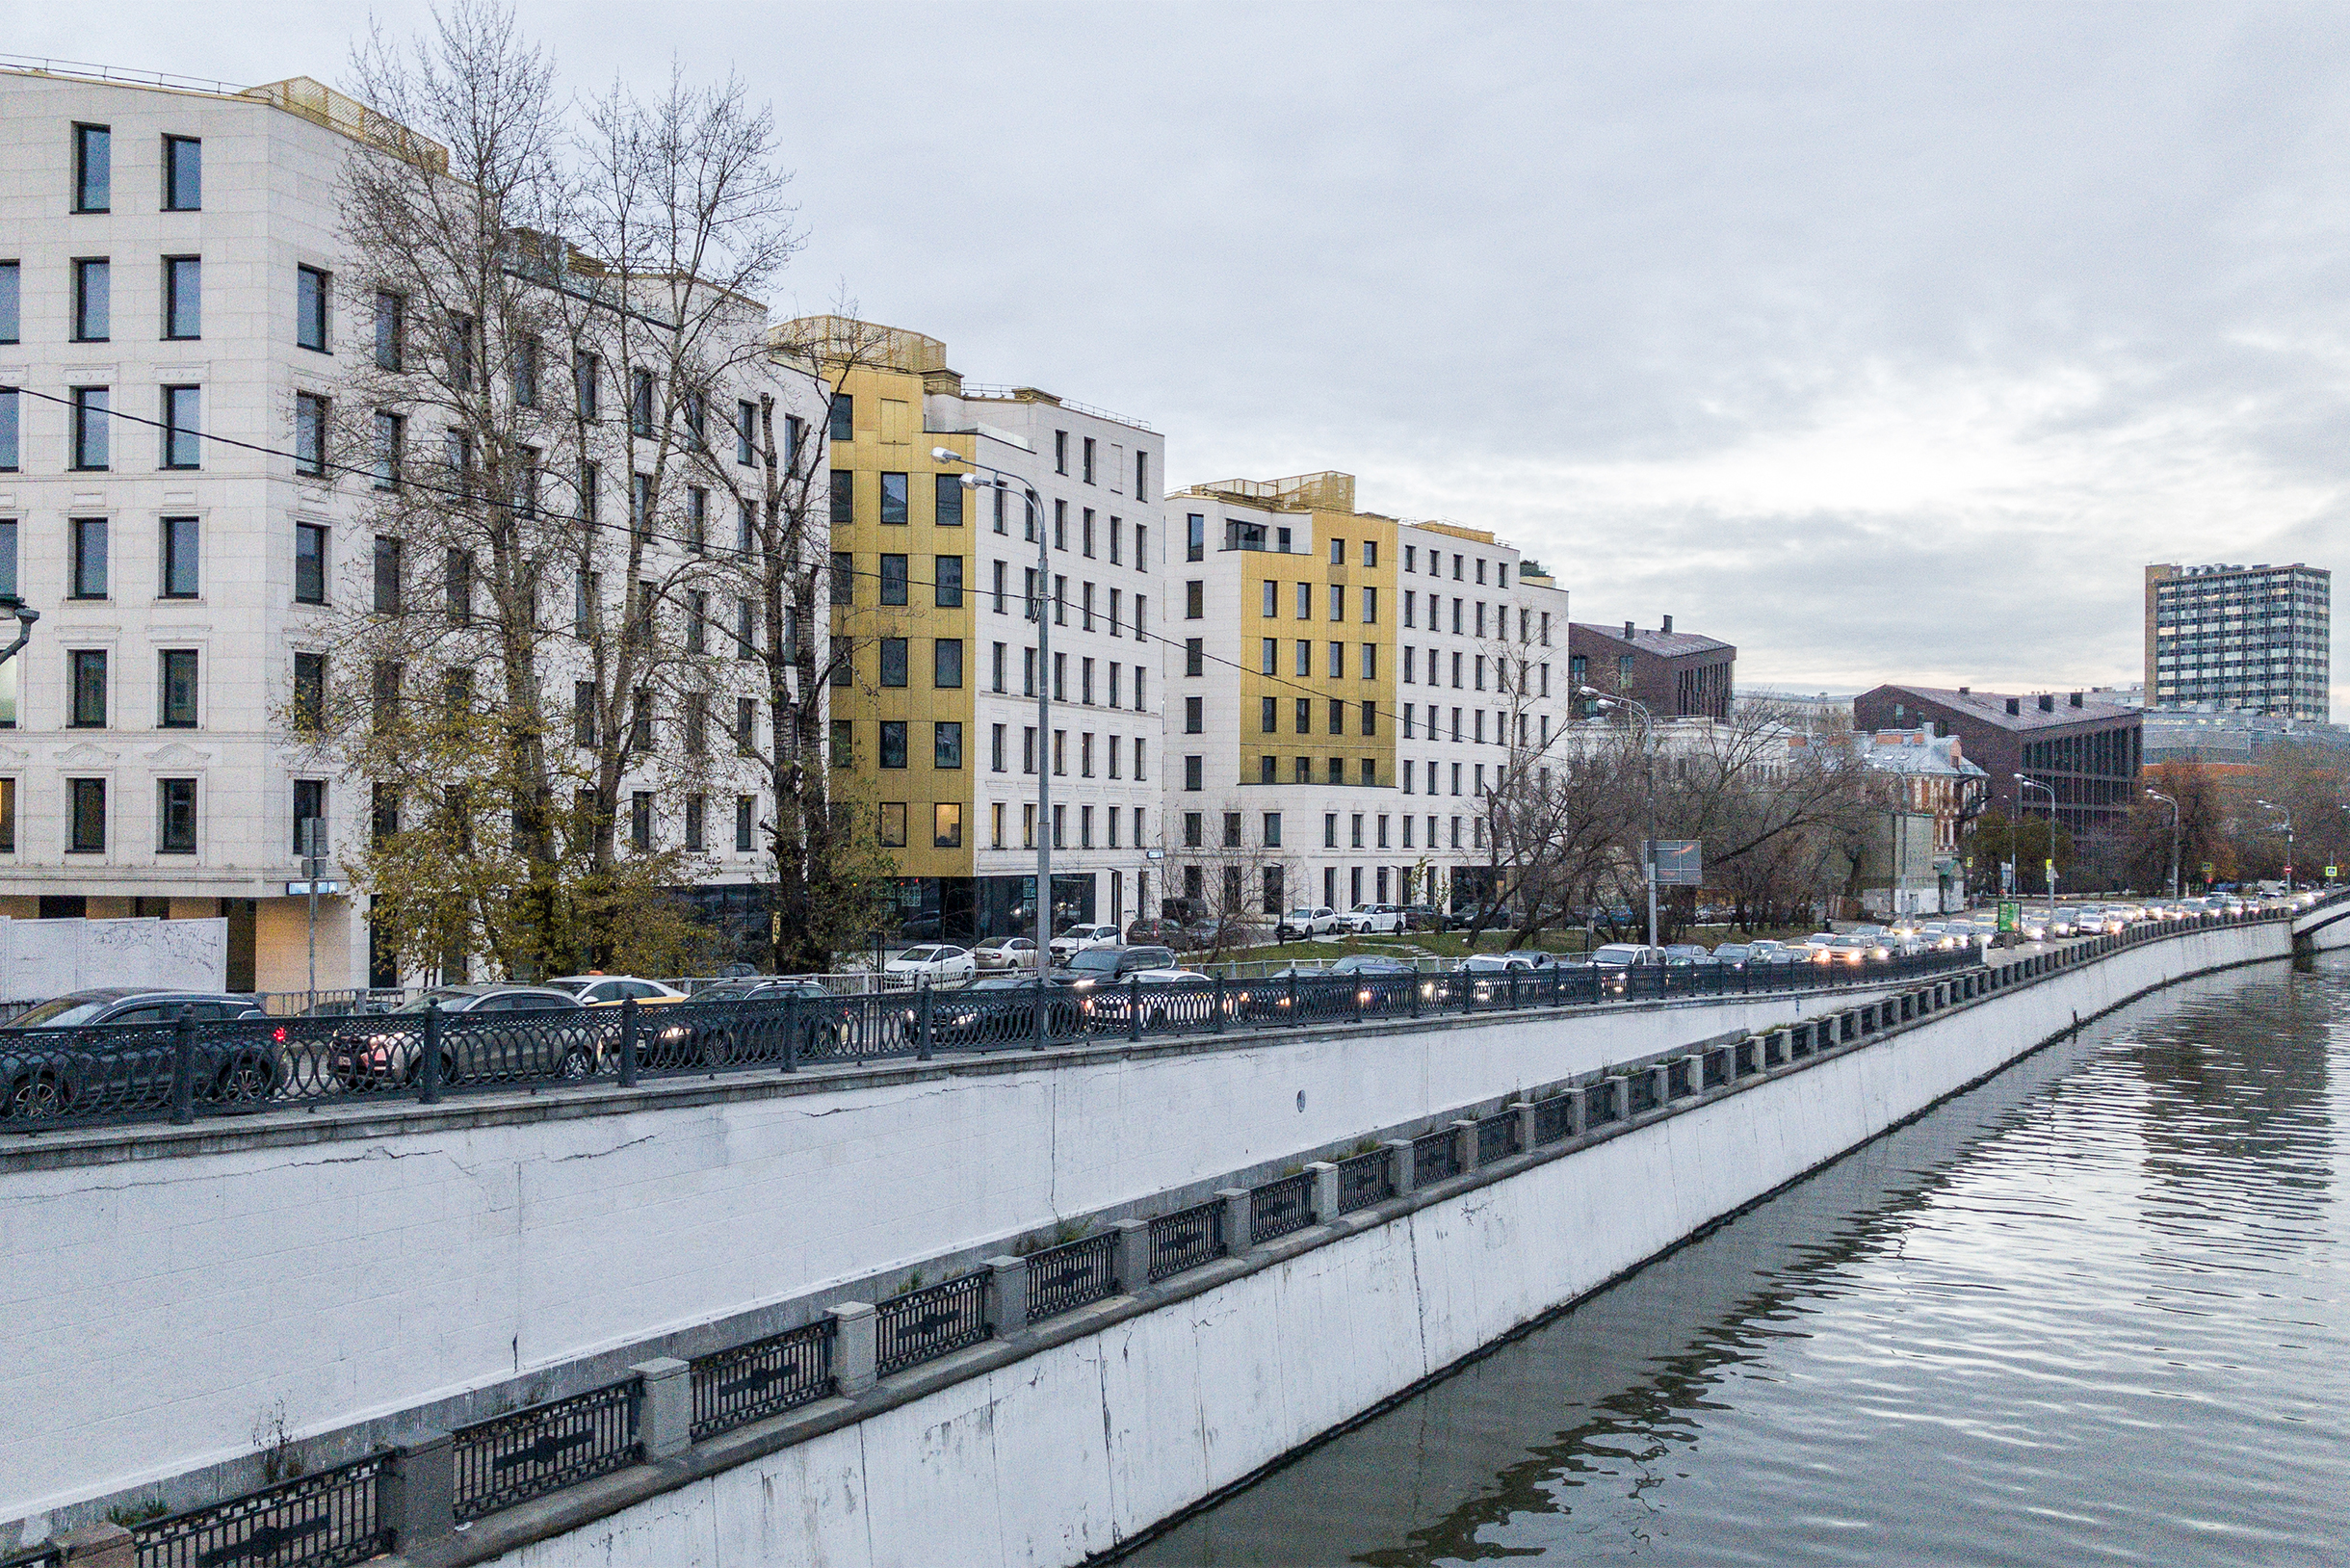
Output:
[984,1255,1028,1336]
[1306,1160,1341,1221]
[1508,1098,1537,1152]
[57,1525,133,1568]
[1576,1080,1609,1129]
[1216,1188,1251,1253]
[829,1302,877,1396]
[383,1430,455,1552]
[1450,1118,1478,1171]
[1114,1217,1152,1293]
[1383,1136,1416,1195]
[630,1358,692,1460]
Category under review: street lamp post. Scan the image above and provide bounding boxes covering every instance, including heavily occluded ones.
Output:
[1581,686,1658,951]
[2255,799,2294,891]
[2015,773,2057,906]
[0,598,39,667]
[2146,789,2180,901]
[934,449,1053,976]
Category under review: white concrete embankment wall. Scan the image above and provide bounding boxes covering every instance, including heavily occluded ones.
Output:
[470,923,2286,1568]
[1,978,1900,1527]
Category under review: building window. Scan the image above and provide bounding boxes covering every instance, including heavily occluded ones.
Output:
[1187,638,1205,677]
[1055,430,1069,474]
[295,392,328,476]
[934,472,964,527]
[878,719,908,770]
[877,801,908,848]
[71,388,109,470]
[372,536,402,613]
[1082,436,1096,483]
[70,517,109,598]
[297,266,330,353]
[934,802,963,849]
[293,651,326,732]
[0,262,14,345]
[1184,754,1203,791]
[879,471,909,526]
[878,637,908,689]
[934,555,964,608]
[163,256,200,339]
[74,124,111,213]
[829,395,854,444]
[682,795,706,852]
[631,791,655,851]
[155,516,200,599]
[157,778,197,853]
[68,778,106,852]
[736,796,756,851]
[630,368,656,436]
[68,649,108,727]
[934,638,964,688]
[160,386,201,469]
[0,387,14,472]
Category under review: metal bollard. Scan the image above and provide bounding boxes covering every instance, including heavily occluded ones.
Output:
[917,983,934,1061]
[420,1004,444,1105]
[617,995,640,1087]
[170,1006,196,1125]
[1129,976,1143,1042]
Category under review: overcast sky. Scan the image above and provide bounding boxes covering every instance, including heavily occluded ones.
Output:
[18,2,2349,712]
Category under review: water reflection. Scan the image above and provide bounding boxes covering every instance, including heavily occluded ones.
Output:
[1121,955,2347,1567]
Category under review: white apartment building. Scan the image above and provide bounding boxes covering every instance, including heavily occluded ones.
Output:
[1165,472,1571,921]
[0,66,793,992]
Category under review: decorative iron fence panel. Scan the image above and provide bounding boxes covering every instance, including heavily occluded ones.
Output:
[690,1319,833,1440]
[1412,1128,1462,1184]
[1249,1172,1315,1243]
[1,1548,62,1568]
[1475,1111,1521,1165]
[1147,1200,1225,1281]
[1626,1072,1659,1115]
[875,1271,989,1376]
[134,1449,391,1568]
[453,1378,640,1522]
[1335,1148,1392,1213]
[1532,1093,1575,1144]
[1026,1232,1118,1320]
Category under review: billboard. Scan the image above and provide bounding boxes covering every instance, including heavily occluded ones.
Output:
[1646,840,1703,887]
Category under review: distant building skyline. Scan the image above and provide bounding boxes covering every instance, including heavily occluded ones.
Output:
[2144,562,2331,723]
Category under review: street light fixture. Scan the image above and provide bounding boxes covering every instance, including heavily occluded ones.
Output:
[933,448,1054,976]
[1580,685,1658,950]
[0,596,40,667]
[2145,788,2180,901]
[2014,773,2057,905]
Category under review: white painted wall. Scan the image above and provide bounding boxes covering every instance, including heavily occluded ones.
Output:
[0,979,1915,1525]
[473,925,2286,1568]
[0,913,224,994]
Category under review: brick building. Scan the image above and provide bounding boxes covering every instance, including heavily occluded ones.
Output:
[1566,618,1735,719]
[1851,685,2143,839]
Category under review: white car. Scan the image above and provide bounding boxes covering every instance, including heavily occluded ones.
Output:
[974,936,1040,971]
[1047,924,1122,962]
[1275,906,1342,940]
[545,975,688,1006]
[884,945,977,985]
[1340,903,1405,934]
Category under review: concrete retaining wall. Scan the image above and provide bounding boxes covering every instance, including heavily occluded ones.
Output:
[458,923,2285,1568]
[1,975,1907,1530]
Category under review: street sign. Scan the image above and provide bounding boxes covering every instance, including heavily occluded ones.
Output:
[1646,840,1703,887]
[1144,849,1165,860]
[285,879,343,897]
[2327,865,2339,880]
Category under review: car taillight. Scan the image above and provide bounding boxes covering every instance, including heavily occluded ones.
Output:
[273,1026,288,1043]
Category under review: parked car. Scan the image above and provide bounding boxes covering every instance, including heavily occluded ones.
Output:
[0,989,274,1120]
[930,973,1084,1047]
[975,936,1041,971]
[1049,945,1177,992]
[1274,906,1343,941]
[1339,903,1406,934]
[1330,954,1417,976]
[327,985,591,1089]
[1710,943,1756,968]
[883,945,978,985]
[1660,944,1718,968]
[1588,944,1666,970]
[545,975,688,1006]
[1048,924,1123,962]
[1080,968,1221,1029]
[1122,919,1185,948]
[1398,904,1448,932]
[640,978,846,1064]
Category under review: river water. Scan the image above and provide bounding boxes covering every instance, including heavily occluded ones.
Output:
[1118,953,2350,1567]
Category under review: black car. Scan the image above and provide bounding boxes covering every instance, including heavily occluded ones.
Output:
[0,989,270,1120]
[931,973,1085,1046]
[1048,945,1177,992]
[654,979,849,1063]
[327,985,592,1089]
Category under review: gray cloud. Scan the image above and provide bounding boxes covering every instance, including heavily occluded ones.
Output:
[26,0,2349,710]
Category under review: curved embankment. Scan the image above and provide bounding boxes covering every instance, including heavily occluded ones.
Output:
[424,922,2299,1568]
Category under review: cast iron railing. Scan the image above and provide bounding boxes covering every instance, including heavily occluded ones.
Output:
[690,1320,833,1441]
[1412,1128,1462,1185]
[1148,1200,1225,1281]
[1335,1147,1393,1213]
[453,1378,640,1521]
[1532,1093,1575,1144]
[1475,1111,1521,1165]
[875,1272,989,1376]
[132,1450,390,1568]
[1027,1231,1120,1321]
[1249,1172,1315,1243]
